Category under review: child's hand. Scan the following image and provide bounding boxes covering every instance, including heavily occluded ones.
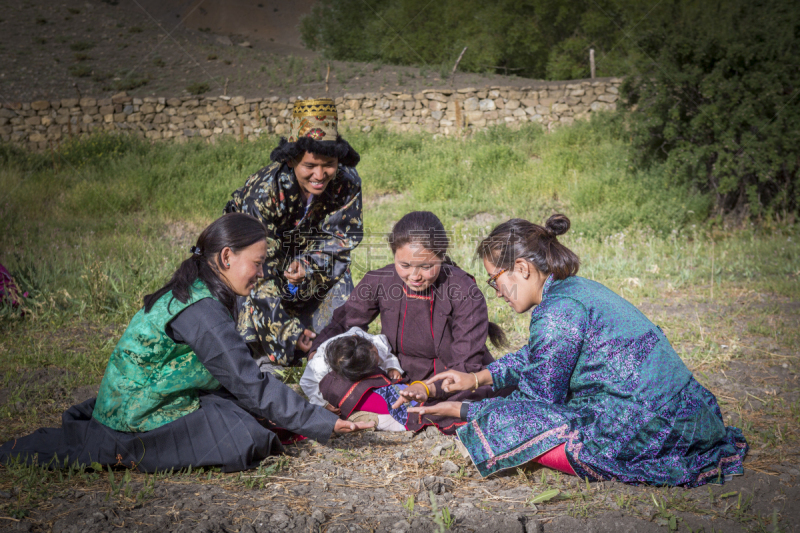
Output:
[391,382,428,409]
[295,329,316,353]
[324,403,341,415]
[388,369,402,380]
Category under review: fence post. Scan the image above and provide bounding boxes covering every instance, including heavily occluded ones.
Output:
[590,48,596,79]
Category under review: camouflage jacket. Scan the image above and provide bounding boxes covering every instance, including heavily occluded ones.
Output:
[223,161,363,363]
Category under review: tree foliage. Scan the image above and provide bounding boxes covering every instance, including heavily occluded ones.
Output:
[300,0,645,79]
[623,0,800,216]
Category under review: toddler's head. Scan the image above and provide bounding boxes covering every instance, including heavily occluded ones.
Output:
[325,335,380,382]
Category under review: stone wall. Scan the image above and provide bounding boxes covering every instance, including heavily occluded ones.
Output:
[1,77,622,151]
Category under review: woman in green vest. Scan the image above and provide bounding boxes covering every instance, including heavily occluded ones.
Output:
[0,213,371,472]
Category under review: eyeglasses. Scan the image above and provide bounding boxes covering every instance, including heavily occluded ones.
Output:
[486,268,507,290]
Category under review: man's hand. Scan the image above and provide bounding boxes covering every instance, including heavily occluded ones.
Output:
[407,401,462,418]
[295,329,316,353]
[334,419,375,434]
[388,369,403,381]
[284,260,306,285]
[391,382,429,409]
[308,350,317,361]
[324,403,341,416]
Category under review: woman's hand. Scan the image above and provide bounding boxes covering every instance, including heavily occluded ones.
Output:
[387,369,403,381]
[407,401,461,418]
[295,329,316,353]
[324,403,341,416]
[391,382,429,409]
[334,419,374,433]
[426,370,478,393]
[284,260,306,285]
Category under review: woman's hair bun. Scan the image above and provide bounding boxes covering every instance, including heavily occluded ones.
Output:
[545,214,571,236]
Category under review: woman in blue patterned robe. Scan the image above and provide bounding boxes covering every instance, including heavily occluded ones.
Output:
[407,215,747,486]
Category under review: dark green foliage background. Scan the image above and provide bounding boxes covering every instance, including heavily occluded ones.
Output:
[300,0,647,80]
[623,0,800,217]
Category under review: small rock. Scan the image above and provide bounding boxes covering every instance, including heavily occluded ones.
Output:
[431,445,443,456]
[271,512,290,524]
[311,509,326,524]
[441,460,459,475]
[238,41,252,48]
[91,512,106,521]
[392,519,410,530]
[13,521,33,532]
[216,36,233,46]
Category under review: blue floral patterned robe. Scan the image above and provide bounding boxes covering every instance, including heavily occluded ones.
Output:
[458,275,747,486]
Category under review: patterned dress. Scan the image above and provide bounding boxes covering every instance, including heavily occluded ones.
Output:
[458,275,748,486]
[224,161,363,368]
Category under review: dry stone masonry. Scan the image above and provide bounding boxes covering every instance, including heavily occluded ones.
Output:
[1,77,622,150]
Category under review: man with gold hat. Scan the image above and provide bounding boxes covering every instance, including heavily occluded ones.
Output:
[224,98,363,371]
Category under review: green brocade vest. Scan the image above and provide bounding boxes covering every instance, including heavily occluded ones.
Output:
[93,281,221,432]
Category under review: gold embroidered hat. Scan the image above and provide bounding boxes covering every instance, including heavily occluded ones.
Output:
[288,98,339,143]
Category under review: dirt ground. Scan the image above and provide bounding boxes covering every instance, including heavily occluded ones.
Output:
[0,0,557,106]
[1,288,798,532]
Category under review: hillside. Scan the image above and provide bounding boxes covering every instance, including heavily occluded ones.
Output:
[1,0,556,104]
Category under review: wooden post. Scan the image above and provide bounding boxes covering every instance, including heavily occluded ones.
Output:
[590,48,596,79]
[450,46,468,86]
[325,63,330,94]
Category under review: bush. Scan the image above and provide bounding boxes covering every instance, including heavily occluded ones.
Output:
[68,64,92,78]
[186,82,210,95]
[623,0,800,217]
[69,40,94,51]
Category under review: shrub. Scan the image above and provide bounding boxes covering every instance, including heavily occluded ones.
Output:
[623,0,800,217]
[68,64,92,77]
[186,82,210,95]
[69,40,95,51]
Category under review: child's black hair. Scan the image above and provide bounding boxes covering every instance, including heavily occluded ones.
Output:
[325,335,379,382]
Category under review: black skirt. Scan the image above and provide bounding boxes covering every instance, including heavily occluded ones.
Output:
[0,394,283,473]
